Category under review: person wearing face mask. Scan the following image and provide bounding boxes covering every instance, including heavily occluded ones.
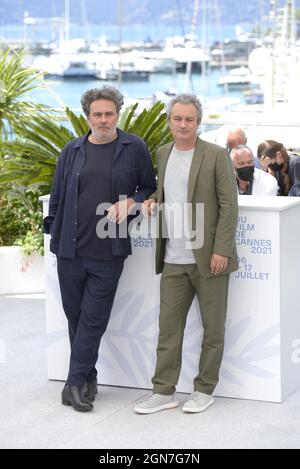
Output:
[257,140,291,196]
[230,145,278,196]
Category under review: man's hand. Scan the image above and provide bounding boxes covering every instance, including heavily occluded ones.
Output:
[259,155,272,171]
[142,198,157,216]
[107,198,136,224]
[210,253,228,275]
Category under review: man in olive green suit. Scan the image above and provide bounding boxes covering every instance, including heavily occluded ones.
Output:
[135,94,238,414]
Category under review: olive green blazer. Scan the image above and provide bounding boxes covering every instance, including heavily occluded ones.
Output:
[153,137,239,277]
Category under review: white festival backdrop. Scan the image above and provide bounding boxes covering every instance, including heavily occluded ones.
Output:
[41,196,300,403]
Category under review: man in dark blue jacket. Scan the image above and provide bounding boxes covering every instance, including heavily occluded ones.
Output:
[44,86,156,412]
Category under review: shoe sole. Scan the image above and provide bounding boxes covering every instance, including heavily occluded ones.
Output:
[134,401,179,414]
[182,398,214,413]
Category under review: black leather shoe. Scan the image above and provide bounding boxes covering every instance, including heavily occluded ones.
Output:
[61,384,93,412]
[83,380,98,403]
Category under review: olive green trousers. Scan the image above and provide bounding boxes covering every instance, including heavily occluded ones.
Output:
[152,263,229,395]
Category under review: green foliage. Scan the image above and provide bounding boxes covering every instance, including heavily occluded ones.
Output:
[15,229,44,257]
[119,101,172,169]
[65,106,89,135]
[0,189,43,256]
[0,194,26,246]
[0,48,51,139]
[0,110,85,194]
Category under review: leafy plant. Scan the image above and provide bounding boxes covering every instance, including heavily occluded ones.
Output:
[16,230,44,258]
[119,101,172,169]
[0,110,80,194]
[0,48,52,141]
[0,189,43,257]
[0,194,26,246]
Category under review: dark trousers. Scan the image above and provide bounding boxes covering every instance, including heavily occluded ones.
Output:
[57,256,124,387]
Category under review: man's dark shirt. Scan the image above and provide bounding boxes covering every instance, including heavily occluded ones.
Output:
[76,139,117,260]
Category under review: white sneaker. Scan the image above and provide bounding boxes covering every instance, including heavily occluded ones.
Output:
[182,391,214,413]
[134,393,179,414]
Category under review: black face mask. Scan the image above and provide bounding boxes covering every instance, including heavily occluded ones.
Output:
[269,162,283,172]
[236,165,255,181]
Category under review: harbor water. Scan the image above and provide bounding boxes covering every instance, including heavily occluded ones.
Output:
[29,69,245,110]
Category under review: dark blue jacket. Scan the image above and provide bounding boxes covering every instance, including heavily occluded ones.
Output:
[43,129,156,258]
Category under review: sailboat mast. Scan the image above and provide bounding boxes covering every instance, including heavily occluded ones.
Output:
[118,0,123,88]
[213,0,228,96]
[184,0,199,92]
[269,0,278,112]
[290,0,296,46]
[191,0,200,41]
[64,0,70,42]
[201,0,208,84]
[80,0,91,46]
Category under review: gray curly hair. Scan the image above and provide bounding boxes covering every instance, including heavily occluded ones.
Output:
[167,93,203,123]
[80,86,124,116]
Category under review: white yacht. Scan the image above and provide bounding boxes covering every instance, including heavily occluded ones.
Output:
[218,66,253,89]
[34,53,97,79]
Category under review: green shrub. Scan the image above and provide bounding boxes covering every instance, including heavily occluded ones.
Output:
[0,189,43,256]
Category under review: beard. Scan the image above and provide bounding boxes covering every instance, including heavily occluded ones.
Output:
[91,125,117,143]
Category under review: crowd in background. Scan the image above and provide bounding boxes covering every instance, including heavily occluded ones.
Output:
[224,127,300,197]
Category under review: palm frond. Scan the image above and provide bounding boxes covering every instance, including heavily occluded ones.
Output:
[118,101,172,165]
[0,48,52,139]
[65,107,89,137]
[119,102,139,131]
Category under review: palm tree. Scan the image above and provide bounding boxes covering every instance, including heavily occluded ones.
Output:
[0,49,51,141]
[0,112,78,194]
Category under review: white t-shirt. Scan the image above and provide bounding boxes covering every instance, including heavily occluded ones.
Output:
[163,146,196,264]
[252,168,279,196]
